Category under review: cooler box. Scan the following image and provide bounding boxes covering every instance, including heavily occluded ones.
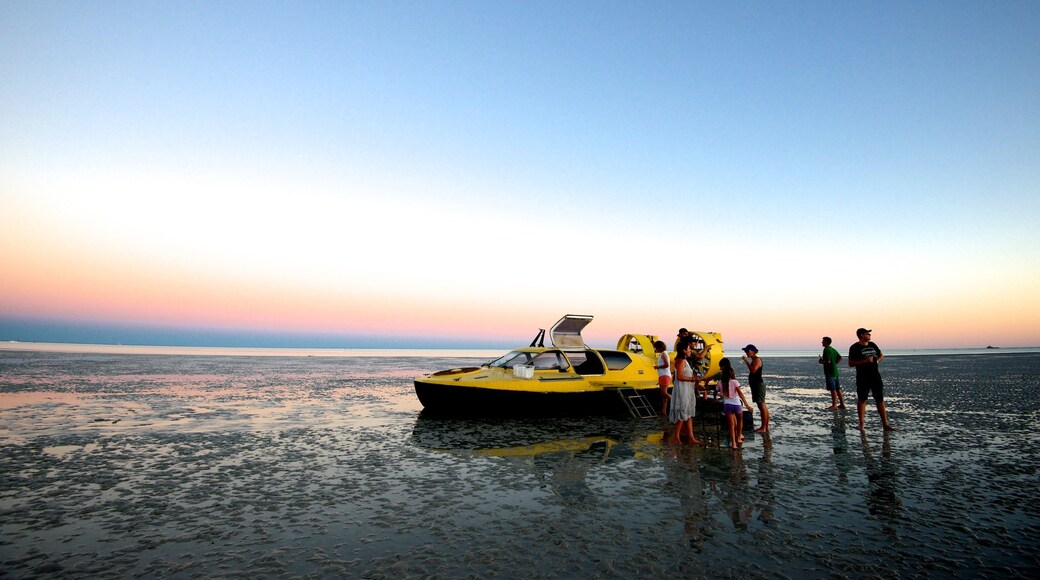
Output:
[513,365,534,379]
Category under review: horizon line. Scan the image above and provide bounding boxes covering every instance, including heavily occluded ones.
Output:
[3,340,1038,358]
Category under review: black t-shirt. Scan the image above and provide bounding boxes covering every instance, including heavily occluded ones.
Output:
[849,341,883,386]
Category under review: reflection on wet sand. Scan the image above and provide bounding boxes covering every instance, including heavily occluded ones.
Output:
[663,445,709,551]
[831,409,852,484]
[409,413,658,462]
[411,412,790,555]
[724,449,752,531]
[754,432,775,526]
[410,414,667,513]
[659,437,777,552]
[3,351,1039,577]
[860,430,902,536]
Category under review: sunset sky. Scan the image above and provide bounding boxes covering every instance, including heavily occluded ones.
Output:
[2,1,1039,350]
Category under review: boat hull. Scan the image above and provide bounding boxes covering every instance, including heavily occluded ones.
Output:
[414,379,663,417]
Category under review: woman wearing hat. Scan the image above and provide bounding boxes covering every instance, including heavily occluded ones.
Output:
[741,344,769,432]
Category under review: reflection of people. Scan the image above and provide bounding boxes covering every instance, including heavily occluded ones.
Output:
[654,340,672,416]
[724,448,753,531]
[664,445,709,550]
[848,328,895,431]
[860,430,901,535]
[831,408,851,484]
[819,336,846,410]
[718,358,753,448]
[669,339,702,445]
[741,345,770,432]
[754,432,775,524]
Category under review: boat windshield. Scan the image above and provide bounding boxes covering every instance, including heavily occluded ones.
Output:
[488,351,536,369]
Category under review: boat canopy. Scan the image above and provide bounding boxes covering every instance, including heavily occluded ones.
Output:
[550,314,593,349]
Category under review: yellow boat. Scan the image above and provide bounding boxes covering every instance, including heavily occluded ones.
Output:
[413,314,724,417]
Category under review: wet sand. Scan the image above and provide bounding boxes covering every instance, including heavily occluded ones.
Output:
[1,351,1039,577]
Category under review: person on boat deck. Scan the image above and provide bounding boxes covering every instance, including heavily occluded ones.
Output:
[690,341,713,398]
[669,338,703,445]
[741,344,770,433]
[672,328,691,353]
[718,358,753,448]
[654,341,672,416]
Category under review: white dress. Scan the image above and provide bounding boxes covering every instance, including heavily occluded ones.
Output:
[668,359,697,422]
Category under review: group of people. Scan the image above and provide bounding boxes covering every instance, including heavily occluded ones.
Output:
[653,329,770,447]
[820,328,896,432]
[654,326,895,447]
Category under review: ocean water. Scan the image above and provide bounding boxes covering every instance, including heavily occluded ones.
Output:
[1,349,1038,578]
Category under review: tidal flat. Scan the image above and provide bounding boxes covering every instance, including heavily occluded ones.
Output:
[1,350,1038,577]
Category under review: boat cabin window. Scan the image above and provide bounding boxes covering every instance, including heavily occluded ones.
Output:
[563,350,605,375]
[531,351,569,371]
[598,350,633,371]
[489,351,535,369]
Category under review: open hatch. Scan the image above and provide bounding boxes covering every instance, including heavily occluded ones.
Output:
[549,314,593,349]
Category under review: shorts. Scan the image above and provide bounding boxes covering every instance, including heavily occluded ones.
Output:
[658,375,672,388]
[723,403,743,416]
[825,376,841,392]
[857,381,884,403]
[751,381,765,404]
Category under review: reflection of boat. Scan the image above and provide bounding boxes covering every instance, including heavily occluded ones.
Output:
[409,412,663,460]
[413,315,724,417]
[410,413,668,505]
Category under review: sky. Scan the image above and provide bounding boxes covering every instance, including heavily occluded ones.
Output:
[2,1,1039,351]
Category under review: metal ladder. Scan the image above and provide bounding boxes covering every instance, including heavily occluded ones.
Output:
[613,387,657,419]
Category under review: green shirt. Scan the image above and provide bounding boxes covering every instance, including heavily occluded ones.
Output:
[822,345,841,378]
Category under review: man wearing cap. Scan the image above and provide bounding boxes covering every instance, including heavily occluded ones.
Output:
[740,344,769,432]
[673,328,690,352]
[848,328,895,431]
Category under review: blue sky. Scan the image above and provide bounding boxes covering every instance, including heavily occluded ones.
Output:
[2,1,1039,349]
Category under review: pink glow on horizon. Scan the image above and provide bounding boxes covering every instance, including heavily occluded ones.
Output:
[3,212,1039,348]
[5,251,1040,348]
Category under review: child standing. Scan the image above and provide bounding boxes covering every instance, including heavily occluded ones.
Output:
[654,340,672,416]
[719,358,753,447]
